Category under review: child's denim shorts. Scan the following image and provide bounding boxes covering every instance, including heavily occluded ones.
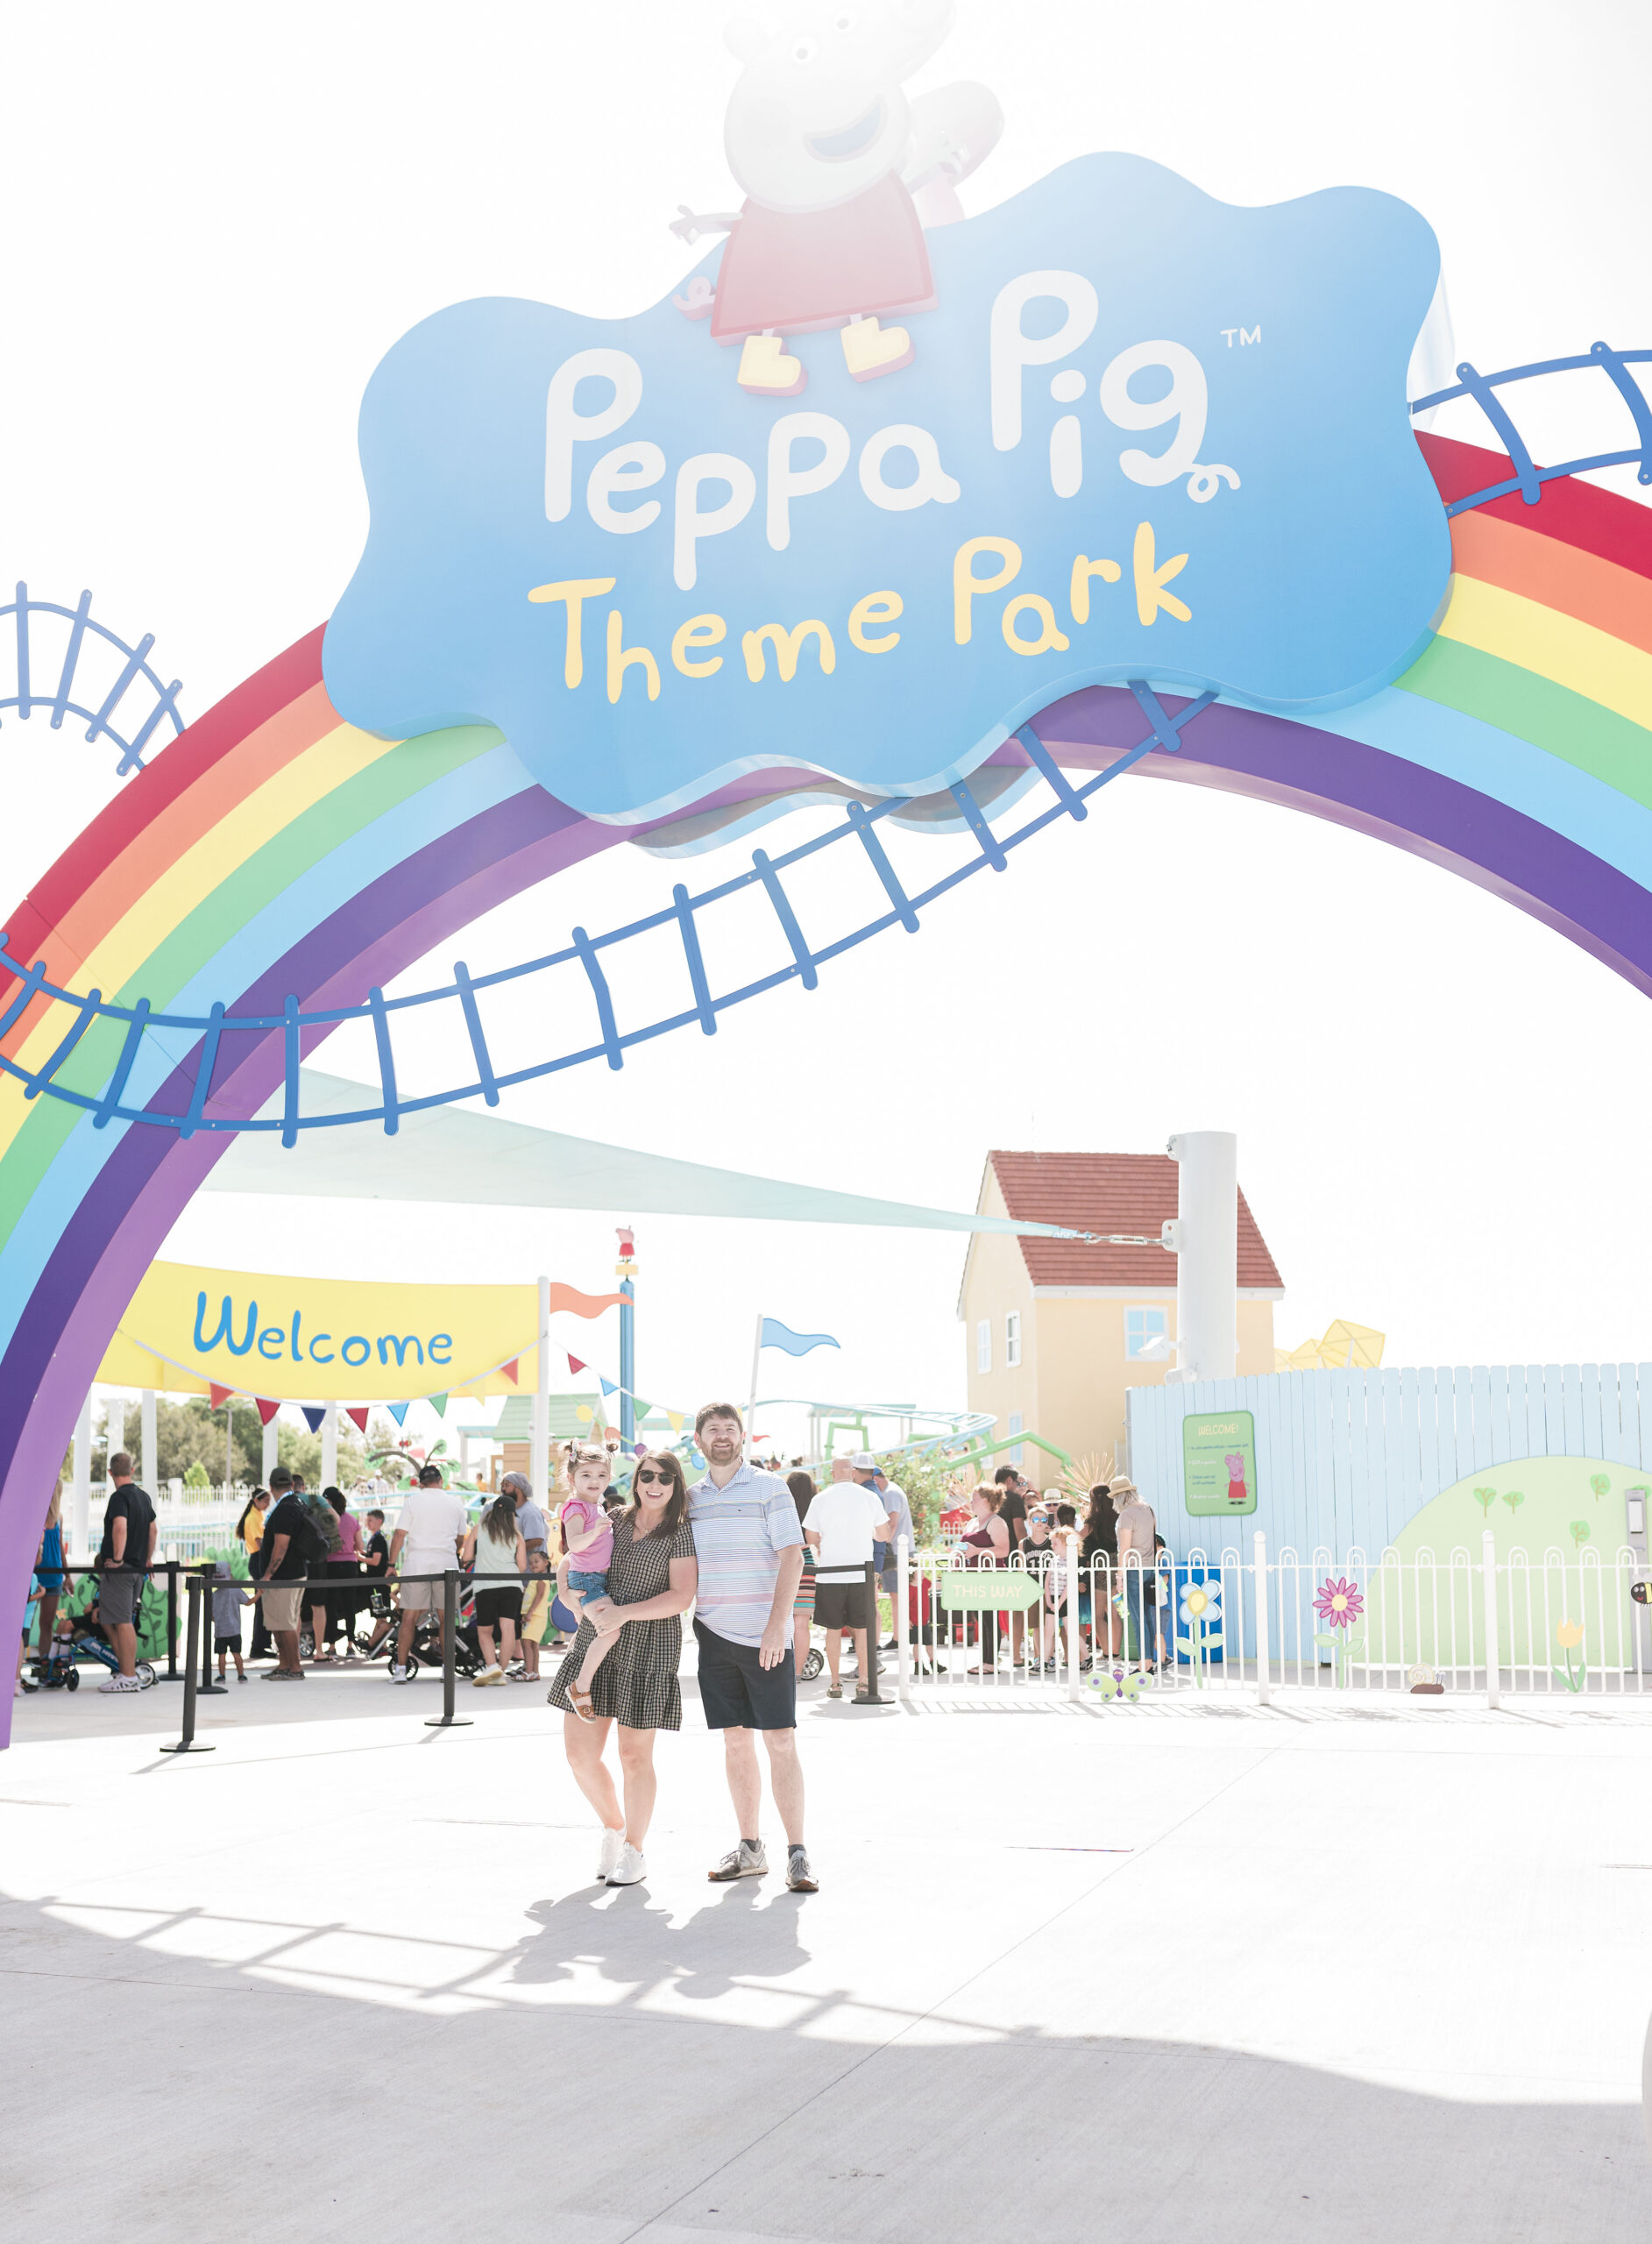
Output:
[567,1567,610,1598]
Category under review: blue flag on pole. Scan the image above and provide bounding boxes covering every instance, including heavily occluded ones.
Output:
[760,1317,840,1359]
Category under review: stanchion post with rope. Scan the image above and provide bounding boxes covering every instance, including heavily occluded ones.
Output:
[860,1559,883,1705]
[425,1569,472,1729]
[160,1573,213,1754]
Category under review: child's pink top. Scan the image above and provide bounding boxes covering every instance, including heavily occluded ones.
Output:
[562,1495,613,1572]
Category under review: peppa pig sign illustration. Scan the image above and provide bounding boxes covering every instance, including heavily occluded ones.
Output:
[323,4,1450,825]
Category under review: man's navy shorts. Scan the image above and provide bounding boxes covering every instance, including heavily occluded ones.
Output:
[693,1619,797,1730]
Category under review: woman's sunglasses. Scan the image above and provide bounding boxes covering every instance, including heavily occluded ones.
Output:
[634,1466,671,1487]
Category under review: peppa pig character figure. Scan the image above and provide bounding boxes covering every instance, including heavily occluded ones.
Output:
[670,3,1002,397]
[1224,1452,1249,1507]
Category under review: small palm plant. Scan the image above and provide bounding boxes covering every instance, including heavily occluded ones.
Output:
[1060,1450,1116,1506]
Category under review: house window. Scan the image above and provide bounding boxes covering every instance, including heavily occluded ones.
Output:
[976,1319,991,1374]
[1124,1305,1168,1361]
[1005,1310,1022,1368]
[1009,1410,1024,1468]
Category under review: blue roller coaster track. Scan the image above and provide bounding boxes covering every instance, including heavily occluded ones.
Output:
[1,584,185,774]
[1,344,1647,1140]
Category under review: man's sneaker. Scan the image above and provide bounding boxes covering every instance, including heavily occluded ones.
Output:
[708,1838,769,1881]
[607,1843,647,1886]
[389,1664,411,1684]
[97,1673,141,1694]
[597,1826,627,1883]
[785,1845,819,1893]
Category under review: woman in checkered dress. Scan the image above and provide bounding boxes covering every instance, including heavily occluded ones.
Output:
[549,1451,698,1886]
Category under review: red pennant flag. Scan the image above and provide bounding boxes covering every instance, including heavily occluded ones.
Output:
[501,1359,519,1387]
[567,1354,586,1375]
[345,1406,370,1434]
[254,1397,280,1426]
[209,1383,233,1410]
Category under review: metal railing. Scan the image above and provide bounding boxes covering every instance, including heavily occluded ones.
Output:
[1411,342,1652,510]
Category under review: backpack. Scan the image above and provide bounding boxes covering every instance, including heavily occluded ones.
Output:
[290,1501,334,1569]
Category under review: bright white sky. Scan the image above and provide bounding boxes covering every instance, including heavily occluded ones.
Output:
[4,0,1651,1455]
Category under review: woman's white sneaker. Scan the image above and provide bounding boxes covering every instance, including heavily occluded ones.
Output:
[607,1843,646,1886]
[597,1826,627,1883]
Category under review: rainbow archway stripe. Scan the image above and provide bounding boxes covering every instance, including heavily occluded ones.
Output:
[0,428,1648,1733]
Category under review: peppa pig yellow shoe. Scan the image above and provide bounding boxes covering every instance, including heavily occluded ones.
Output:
[840,316,913,382]
[737,332,807,396]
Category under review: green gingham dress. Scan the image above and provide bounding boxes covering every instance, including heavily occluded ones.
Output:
[548,1516,696,1731]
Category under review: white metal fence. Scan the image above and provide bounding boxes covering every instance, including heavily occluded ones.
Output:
[883,1532,1652,1704]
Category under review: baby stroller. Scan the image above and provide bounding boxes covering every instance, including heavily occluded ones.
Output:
[51,1610,156,1690]
[395,1586,486,1681]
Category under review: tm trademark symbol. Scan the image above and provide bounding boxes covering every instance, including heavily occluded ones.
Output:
[1219,326,1261,348]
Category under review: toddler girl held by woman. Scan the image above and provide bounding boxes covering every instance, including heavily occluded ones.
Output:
[558,1445,617,1721]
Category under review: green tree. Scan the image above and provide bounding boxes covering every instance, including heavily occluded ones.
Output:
[1502,1489,1525,1523]
[1472,1487,1497,1520]
[1569,1520,1591,1550]
[873,1447,958,1547]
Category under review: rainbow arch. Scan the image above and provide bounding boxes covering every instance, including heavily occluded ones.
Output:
[0,428,1648,1735]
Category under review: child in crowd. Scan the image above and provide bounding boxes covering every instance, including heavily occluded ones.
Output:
[558,1445,617,1722]
[213,1559,250,1682]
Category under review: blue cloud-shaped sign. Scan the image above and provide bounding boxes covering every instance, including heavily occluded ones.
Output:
[323,154,1447,824]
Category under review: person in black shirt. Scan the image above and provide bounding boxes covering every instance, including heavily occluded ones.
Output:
[362,1509,394,1655]
[94,1452,156,1694]
[257,1467,312,1679]
[1079,1484,1120,1664]
[992,1466,1033,1665]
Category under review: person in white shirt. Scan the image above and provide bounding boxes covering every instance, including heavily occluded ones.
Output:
[387,1465,468,1683]
[866,1461,916,1649]
[805,1452,897,1701]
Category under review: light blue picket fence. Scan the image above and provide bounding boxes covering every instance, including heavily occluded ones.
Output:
[1126,1363,1652,1566]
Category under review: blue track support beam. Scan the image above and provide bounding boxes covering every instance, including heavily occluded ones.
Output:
[948,779,1009,870]
[24,987,101,1099]
[572,926,625,1069]
[368,986,401,1133]
[752,849,819,988]
[1015,725,1088,819]
[453,962,501,1103]
[673,884,718,1034]
[87,633,158,747]
[281,995,302,1147]
[94,998,149,1128]
[0,953,49,1040]
[177,1004,225,1141]
[1591,342,1652,486]
[1127,680,1193,756]
[1448,361,1542,505]
[51,591,93,731]
[15,584,31,719]
[847,800,920,931]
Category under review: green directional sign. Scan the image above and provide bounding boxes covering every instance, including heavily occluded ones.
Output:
[936,1569,1045,1612]
[1182,1410,1258,1516]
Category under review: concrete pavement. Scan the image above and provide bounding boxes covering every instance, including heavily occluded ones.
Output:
[3,1664,1650,2241]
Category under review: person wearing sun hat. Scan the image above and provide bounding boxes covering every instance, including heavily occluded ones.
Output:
[1110,1477,1161,1673]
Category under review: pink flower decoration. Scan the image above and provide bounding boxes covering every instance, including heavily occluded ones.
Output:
[1313,1576,1365,1629]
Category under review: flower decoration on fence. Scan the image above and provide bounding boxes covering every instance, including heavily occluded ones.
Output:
[1312,1574,1366,1686]
[1553,1616,1587,1694]
[1176,1576,1223,1684]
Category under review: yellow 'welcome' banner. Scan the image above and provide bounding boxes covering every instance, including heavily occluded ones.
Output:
[96,1262,624,1402]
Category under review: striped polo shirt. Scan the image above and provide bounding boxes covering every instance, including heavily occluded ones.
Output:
[688,1462,805,1648]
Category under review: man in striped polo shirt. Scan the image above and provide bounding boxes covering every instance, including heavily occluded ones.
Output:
[688,1401,816,1892]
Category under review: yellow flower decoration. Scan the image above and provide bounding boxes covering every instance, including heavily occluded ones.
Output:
[1186,1587,1209,1619]
[1556,1618,1585,1649]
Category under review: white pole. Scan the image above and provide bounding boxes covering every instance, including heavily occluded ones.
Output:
[71,1391,93,1561]
[1253,1528,1272,1706]
[896,1533,911,1701]
[140,1388,158,1492]
[748,1313,763,1430]
[322,1402,337,1490]
[1481,1525,1501,1710]
[261,1408,279,1484]
[532,1274,550,1509]
[1166,1131,1238,1383]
